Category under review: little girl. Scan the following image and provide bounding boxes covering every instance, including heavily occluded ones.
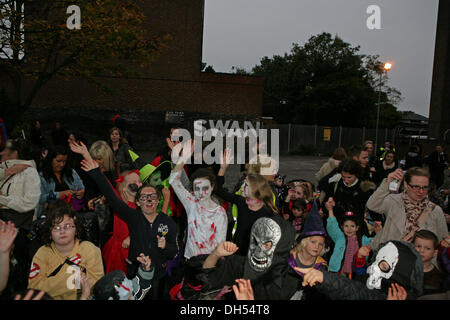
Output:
[28,200,104,299]
[325,197,372,279]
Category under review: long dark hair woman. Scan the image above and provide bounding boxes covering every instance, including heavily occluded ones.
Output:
[37,146,86,217]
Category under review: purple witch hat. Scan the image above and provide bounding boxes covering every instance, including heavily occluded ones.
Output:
[297,200,326,241]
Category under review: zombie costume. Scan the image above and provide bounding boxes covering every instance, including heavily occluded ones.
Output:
[28,240,104,300]
[213,175,274,256]
[169,170,227,259]
[86,167,177,280]
[313,241,424,300]
[201,215,296,300]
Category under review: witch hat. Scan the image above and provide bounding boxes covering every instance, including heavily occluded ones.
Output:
[129,150,172,184]
[297,200,326,240]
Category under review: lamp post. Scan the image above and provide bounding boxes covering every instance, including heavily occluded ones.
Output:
[374,62,392,156]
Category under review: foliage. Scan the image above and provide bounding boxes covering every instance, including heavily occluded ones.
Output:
[250,32,402,128]
[0,0,171,131]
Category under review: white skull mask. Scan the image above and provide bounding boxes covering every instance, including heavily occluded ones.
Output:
[193,178,212,202]
[247,217,282,272]
[366,242,399,290]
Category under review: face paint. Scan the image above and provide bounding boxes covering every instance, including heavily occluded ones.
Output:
[366,242,399,290]
[128,183,139,193]
[149,171,162,187]
[247,217,282,273]
[193,178,212,202]
[242,179,251,198]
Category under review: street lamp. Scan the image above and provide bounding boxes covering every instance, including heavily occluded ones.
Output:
[375,62,392,156]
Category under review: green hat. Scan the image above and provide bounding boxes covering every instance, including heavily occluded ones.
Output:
[129,150,173,185]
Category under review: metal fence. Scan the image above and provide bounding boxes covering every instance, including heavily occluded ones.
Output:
[264,124,396,155]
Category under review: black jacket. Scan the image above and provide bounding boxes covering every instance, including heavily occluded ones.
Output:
[87,167,178,279]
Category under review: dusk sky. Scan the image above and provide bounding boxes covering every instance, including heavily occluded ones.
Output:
[202,0,440,117]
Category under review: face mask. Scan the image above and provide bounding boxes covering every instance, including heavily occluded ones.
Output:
[193,179,212,202]
[246,217,282,275]
[366,242,399,290]
[113,277,134,300]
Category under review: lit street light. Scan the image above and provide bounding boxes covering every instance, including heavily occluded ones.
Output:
[375,62,392,156]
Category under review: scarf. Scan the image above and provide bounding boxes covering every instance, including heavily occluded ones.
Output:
[343,236,359,274]
[402,191,435,239]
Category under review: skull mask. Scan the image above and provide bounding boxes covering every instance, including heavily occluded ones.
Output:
[247,217,282,273]
[366,242,399,290]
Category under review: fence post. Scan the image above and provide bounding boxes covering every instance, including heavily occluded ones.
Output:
[287,123,291,153]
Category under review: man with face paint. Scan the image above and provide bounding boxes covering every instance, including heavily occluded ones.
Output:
[169,140,227,259]
[295,240,424,300]
[201,215,295,300]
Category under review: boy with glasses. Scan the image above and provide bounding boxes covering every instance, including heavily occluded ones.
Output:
[367,166,448,250]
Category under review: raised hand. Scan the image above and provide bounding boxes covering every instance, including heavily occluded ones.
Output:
[172,138,194,165]
[221,148,233,168]
[233,279,254,300]
[387,169,403,184]
[80,158,99,172]
[0,220,18,253]
[325,197,335,213]
[358,245,371,258]
[69,141,90,159]
[214,241,238,258]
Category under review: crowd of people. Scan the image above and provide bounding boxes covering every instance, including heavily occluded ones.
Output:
[0,116,449,301]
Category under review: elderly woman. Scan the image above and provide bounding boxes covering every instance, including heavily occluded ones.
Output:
[367,166,448,250]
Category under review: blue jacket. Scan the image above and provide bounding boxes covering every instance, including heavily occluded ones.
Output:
[37,169,85,216]
[326,216,372,273]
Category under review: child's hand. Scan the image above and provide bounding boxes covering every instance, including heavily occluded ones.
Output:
[156,235,166,249]
[387,283,407,300]
[233,279,254,300]
[121,236,130,249]
[358,245,371,258]
[161,187,171,200]
[221,148,233,168]
[137,253,152,271]
[14,289,45,300]
[325,197,335,212]
[373,221,382,234]
[285,189,295,202]
[80,273,94,300]
[294,267,324,287]
[0,220,18,253]
[440,235,450,248]
[214,241,238,257]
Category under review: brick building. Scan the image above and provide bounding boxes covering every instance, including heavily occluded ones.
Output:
[23,0,264,149]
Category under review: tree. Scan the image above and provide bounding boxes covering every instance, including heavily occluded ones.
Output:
[251,32,402,128]
[0,0,171,132]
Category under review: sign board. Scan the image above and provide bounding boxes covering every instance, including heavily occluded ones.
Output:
[165,111,184,124]
[323,127,331,141]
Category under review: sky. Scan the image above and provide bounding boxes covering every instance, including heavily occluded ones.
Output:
[202,0,440,117]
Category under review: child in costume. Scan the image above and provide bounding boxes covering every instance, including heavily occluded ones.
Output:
[128,149,173,216]
[28,200,104,300]
[325,197,374,279]
[101,169,142,274]
[296,240,425,300]
[286,201,329,300]
[168,140,227,259]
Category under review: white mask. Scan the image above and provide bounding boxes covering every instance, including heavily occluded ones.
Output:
[193,178,212,202]
[366,242,399,290]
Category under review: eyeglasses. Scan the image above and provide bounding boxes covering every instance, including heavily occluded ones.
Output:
[52,224,75,232]
[139,193,158,201]
[407,183,429,191]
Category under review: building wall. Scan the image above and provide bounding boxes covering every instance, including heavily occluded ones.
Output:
[428,0,450,142]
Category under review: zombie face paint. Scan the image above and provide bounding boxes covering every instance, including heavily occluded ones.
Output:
[247,217,282,272]
[242,179,263,207]
[149,171,162,187]
[114,277,134,300]
[366,242,399,290]
[193,178,212,202]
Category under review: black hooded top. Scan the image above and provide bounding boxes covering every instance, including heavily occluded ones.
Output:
[200,214,295,300]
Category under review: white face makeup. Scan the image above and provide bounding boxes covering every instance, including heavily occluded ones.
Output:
[242,179,252,198]
[193,178,212,202]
